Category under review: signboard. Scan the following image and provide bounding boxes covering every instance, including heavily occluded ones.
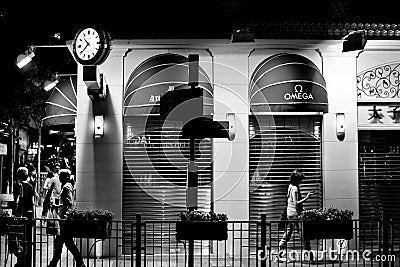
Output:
[0,143,7,155]
[358,104,400,129]
[28,148,38,155]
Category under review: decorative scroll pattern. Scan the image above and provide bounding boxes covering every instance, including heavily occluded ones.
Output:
[357,62,400,99]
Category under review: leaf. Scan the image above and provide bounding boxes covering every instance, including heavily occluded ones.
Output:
[179,210,228,222]
[66,209,114,221]
[299,207,353,221]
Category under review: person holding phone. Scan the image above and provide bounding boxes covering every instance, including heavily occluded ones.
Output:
[276,169,315,262]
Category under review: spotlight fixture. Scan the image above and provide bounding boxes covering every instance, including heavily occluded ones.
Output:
[16,47,35,69]
[43,73,76,91]
[16,44,68,69]
[342,30,367,52]
[231,28,255,43]
[43,80,60,91]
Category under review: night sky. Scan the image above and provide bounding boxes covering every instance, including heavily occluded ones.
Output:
[1,0,400,97]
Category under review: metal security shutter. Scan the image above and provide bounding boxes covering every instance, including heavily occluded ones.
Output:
[123,116,212,222]
[358,131,400,251]
[359,130,400,221]
[249,115,323,222]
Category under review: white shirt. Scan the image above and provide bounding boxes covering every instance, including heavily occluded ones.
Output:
[43,178,51,190]
[286,184,299,217]
[48,175,61,200]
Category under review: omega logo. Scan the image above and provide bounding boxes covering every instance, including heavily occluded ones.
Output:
[284,84,314,100]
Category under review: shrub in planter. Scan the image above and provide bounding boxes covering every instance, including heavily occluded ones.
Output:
[61,209,114,240]
[176,210,228,241]
[299,207,354,240]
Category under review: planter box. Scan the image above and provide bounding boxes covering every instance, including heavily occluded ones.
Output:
[60,220,112,240]
[303,220,353,240]
[0,217,9,235]
[0,217,25,236]
[176,221,228,241]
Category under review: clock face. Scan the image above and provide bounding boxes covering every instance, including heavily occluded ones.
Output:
[74,28,101,61]
[72,26,112,65]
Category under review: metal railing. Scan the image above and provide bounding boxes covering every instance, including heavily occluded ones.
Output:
[0,214,399,267]
[260,215,400,267]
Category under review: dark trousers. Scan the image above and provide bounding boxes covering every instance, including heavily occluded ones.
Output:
[49,235,84,267]
[279,215,311,251]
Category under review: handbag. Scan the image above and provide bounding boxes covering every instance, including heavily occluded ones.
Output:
[280,206,287,220]
[46,208,60,235]
[296,186,304,215]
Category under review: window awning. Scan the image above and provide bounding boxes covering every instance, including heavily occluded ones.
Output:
[123,53,213,116]
[42,76,77,127]
[250,53,328,113]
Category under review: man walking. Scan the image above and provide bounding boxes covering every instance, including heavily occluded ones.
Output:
[12,167,34,267]
[47,169,85,267]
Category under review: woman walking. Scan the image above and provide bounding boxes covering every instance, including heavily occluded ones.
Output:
[277,169,314,262]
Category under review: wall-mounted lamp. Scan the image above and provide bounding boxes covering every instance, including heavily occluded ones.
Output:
[226,113,236,141]
[336,113,345,141]
[94,114,104,138]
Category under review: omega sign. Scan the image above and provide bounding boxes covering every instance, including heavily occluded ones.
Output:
[284,85,314,101]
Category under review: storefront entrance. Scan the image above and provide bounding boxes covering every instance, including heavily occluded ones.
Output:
[249,53,328,221]
[122,53,214,222]
[359,130,400,221]
[249,115,323,221]
[123,116,212,221]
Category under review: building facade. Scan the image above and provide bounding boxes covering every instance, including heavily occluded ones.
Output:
[71,39,400,225]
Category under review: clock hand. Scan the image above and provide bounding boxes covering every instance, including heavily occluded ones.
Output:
[80,41,89,53]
